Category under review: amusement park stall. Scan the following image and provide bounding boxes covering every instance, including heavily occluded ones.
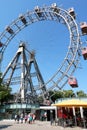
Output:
[53,98,87,128]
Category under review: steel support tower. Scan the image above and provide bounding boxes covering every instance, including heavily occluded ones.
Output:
[2,42,47,103]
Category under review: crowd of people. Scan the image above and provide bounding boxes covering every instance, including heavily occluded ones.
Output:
[14,113,36,124]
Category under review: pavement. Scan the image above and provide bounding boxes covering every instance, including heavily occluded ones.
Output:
[0,120,86,130]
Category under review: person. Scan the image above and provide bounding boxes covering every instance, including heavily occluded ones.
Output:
[28,113,30,123]
[50,110,54,125]
[68,116,73,127]
[29,114,33,124]
[20,113,24,123]
[14,114,17,122]
[32,113,36,123]
[24,113,28,123]
[17,114,20,123]
[44,112,47,121]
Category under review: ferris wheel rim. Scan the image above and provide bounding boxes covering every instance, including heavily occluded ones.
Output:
[0,4,81,90]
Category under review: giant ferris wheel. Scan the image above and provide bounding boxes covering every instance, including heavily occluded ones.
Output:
[0,3,87,103]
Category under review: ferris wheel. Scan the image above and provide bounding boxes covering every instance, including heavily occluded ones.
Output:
[0,3,87,103]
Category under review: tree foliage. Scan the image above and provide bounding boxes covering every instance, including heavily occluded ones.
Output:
[63,90,76,98]
[49,89,87,102]
[0,73,12,104]
[76,90,87,97]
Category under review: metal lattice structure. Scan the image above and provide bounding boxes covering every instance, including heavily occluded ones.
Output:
[0,3,83,102]
[2,42,47,103]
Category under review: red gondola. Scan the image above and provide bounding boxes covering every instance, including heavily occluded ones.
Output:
[68,8,76,19]
[80,22,87,35]
[82,47,87,60]
[68,77,78,88]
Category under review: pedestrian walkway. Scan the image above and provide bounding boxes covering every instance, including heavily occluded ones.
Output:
[0,120,86,130]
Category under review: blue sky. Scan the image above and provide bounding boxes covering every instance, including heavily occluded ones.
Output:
[0,0,87,94]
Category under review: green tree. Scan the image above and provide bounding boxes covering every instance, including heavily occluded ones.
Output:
[63,90,76,98]
[0,73,12,104]
[76,90,87,97]
[49,90,64,102]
